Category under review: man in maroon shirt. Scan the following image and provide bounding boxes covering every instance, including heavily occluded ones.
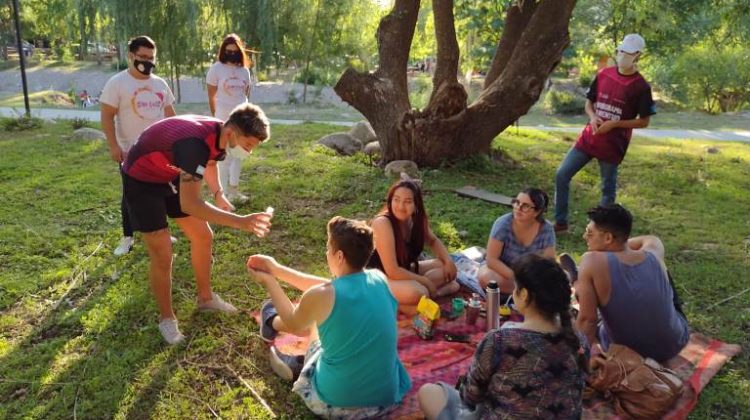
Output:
[553,34,656,233]
[122,103,272,344]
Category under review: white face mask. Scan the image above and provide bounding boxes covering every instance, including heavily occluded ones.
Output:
[227,144,250,160]
[616,51,637,70]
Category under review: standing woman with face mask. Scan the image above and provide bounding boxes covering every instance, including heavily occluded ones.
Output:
[207,34,253,204]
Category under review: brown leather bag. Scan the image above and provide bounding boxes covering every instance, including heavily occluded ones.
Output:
[586,344,684,419]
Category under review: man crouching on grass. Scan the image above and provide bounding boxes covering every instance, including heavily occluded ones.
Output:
[247,217,411,418]
[122,103,273,344]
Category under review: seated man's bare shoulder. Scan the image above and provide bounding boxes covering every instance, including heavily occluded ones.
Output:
[578,251,612,306]
[580,251,606,273]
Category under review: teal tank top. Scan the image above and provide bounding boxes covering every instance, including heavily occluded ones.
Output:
[313,270,411,407]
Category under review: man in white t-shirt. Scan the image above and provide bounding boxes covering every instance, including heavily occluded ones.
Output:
[100,35,177,256]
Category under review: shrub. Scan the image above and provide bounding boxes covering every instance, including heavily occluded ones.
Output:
[666,43,750,113]
[579,73,593,89]
[543,90,586,115]
[295,67,325,85]
[287,88,299,104]
[53,43,73,63]
[69,117,91,130]
[408,75,433,109]
[111,58,128,71]
[1,116,44,131]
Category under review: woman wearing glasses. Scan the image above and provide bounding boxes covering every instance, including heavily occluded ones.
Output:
[477,188,556,292]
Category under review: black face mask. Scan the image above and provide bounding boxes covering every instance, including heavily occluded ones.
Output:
[134,59,156,76]
[225,52,242,64]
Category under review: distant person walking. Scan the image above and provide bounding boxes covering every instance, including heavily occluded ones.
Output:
[79,90,91,108]
[100,35,176,256]
[553,34,656,233]
[207,34,253,204]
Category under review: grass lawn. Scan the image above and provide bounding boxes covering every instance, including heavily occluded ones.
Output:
[0,90,76,109]
[0,120,748,419]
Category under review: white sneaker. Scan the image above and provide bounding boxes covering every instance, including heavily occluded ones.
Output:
[114,236,134,256]
[198,292,238,313]
[158,318,185,345]
[170,236,178,244]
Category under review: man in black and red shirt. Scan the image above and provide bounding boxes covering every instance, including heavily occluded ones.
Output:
[554,34,656,233]
[122,103,272,344]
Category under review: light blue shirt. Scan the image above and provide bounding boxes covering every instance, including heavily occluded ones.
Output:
[490,213,556,266]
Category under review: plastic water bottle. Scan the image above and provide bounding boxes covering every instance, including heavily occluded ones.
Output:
[486,280,500,331]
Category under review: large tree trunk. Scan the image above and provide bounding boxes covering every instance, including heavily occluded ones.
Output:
[335,0,419,163]
[335,0,577,167]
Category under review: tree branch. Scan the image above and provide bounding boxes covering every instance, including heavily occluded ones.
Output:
[429,0,460,96]
[484,0,539,88]
[334,0,420,118]
[465,0,576,147]
[376,0,421,93]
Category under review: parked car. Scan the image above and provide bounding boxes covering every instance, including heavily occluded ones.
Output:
[88,42,113,54]
[5,40,35,57]
[71,42,115,58]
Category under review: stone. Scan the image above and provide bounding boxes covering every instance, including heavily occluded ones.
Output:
[384,160,419,178]
[363,141,381,157]
[69,127,105,141]
[348,121,377,143]
[317,133,362,156]
[706,146,720,154]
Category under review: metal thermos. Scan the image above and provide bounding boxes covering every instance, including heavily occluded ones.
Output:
[486,280,500,331]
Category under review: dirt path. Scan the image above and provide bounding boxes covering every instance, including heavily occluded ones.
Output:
[3,106,750,143]
[0,67,344,105]
[530,125,750,143]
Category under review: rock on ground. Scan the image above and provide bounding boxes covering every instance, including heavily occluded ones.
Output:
[363,141,381,157]
[384,160,419,178]
[69,127,105,141]
[348,121,377,143]
[317,133,363,156]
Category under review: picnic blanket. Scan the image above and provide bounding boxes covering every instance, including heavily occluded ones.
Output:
[254,306,740,420]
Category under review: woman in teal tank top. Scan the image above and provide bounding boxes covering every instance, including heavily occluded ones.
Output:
[248,216,411,418]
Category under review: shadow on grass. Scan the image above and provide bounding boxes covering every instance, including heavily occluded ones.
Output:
[0,247,181,418]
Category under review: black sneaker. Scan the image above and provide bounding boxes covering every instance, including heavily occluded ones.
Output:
[558,253,578,284]
[260,299,278,343]
[269,346,304,382]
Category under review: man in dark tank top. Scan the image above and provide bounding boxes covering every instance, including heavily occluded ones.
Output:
[572,204,689,362]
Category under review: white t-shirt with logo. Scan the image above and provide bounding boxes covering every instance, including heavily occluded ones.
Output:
[206,61,251,120]
[100,70,176,151]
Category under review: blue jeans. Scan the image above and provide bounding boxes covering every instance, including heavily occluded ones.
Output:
[554,147,618,224]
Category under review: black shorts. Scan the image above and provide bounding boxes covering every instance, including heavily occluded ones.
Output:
[122,171,188,233]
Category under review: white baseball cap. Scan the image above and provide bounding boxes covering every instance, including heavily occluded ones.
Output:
[618,34,645,54]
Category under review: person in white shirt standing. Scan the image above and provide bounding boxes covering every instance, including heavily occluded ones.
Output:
[206,34,253,204]
[100,35,177,256]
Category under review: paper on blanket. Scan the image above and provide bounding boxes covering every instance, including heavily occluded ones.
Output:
[451,246,486,298]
